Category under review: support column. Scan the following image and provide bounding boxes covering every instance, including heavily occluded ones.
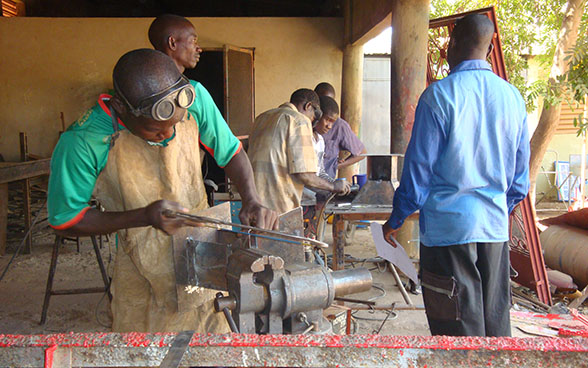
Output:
[339,0,364,180]
[390,0,430,154]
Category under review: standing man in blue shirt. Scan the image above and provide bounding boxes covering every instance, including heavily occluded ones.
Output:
[382,14,529,337]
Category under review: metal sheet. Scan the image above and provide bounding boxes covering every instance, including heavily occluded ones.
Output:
[257,206,306,264]
[172,202,231,312]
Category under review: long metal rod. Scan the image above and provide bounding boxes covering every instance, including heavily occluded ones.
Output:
[164,210,328,248]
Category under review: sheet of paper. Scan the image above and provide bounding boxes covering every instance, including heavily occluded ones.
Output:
[370,222,419,284]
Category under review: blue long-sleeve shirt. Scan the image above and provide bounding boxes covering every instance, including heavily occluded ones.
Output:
[387,60,530,247]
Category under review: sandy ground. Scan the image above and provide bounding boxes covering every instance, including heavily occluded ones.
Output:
[0,202,580,337]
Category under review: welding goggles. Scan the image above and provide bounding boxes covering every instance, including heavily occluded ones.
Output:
[114,75,196,121]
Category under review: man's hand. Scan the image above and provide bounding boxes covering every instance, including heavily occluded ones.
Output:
[333,179,351,195]
[382,221,400,248]
[145,200,189,235]
[239,200,279,230]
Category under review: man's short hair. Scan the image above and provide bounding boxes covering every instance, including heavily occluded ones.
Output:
[314,82,335,97]
[113,48,180,105]
[148,14,192,51]
[452,14,495,51]
[319,95,339,117]
[290,88,320,108]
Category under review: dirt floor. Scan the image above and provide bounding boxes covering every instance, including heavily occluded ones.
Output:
[0,201,582,337]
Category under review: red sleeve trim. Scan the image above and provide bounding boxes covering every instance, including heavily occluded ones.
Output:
[199,137,216,157]
[218,142,243,168]
[49,207,91,230]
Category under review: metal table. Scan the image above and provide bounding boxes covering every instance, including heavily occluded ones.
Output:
[324,202,393,271]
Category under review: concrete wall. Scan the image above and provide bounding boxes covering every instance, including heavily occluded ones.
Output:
[0,17,343,161]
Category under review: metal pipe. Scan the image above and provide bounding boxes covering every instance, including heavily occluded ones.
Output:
[540,224,588,287]
[331,268,372,297]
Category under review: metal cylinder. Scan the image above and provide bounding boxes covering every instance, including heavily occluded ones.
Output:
[331,268,373,297]
[284,265,334,316]
[540,224,588,287]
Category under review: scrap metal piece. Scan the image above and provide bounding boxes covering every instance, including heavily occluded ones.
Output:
[257,206,306,264]
[158,330,194,368]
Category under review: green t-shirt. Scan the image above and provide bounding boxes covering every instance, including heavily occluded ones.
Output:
[48,81,241,229]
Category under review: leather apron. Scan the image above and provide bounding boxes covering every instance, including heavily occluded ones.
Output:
[93,108,229,333]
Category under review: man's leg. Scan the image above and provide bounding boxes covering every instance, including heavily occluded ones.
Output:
[419,243,485,336]
[477,241,511,337]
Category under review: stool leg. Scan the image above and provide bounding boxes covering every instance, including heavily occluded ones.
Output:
[40,235,61,325]
[76,237,80,253]
[90,235,112,301]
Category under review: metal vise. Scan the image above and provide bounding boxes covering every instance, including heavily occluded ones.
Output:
[214,247,372,334]
[172,202,373,334]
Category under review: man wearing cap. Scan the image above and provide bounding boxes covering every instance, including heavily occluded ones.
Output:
[48,49,277,332]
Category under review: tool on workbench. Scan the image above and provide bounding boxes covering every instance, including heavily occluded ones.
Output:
[163,209,328,248]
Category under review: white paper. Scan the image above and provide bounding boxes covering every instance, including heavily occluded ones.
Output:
[370,222,419,284]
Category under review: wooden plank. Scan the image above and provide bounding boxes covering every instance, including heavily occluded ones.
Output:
[0,159,51,184]
[0,183,7,256]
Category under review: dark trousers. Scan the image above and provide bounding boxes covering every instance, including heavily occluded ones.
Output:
[419,241,511,337]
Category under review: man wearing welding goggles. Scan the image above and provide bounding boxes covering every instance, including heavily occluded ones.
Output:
[47,49,277,333]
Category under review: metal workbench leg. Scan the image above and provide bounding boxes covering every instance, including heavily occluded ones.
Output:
[40,235,61,325]
[90,235,112,301]
[332,214,346,271]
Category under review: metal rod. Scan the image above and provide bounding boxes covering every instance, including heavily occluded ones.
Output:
[388,262,414,306]
[334,297,376,306]
[164,210,328,248]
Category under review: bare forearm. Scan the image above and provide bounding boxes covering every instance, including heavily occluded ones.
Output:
[294,172,335,192]
[55,208,148,237]
[338,149,367,169]
[224,149,261,205]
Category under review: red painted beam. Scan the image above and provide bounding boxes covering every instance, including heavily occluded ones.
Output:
[1,333,588,352]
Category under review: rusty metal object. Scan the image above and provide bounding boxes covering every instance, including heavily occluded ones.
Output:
[1,333,588,367]
[257,206,307,264]
[541,224,588,287]
[351,155,401,207]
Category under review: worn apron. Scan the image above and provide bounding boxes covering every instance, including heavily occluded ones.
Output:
[93,109,229,333]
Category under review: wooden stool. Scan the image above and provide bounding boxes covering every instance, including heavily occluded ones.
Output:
[40,234,112,325]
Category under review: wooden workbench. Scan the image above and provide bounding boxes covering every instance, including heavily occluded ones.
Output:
[0,159,51,255]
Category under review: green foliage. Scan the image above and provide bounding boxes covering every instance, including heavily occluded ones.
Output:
[430,0,588,124]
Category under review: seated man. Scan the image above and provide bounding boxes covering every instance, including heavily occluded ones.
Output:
[48,49,277,333]
[314,82,367,178]
[248,89,350,214]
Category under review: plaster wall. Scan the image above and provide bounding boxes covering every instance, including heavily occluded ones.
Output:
[0,17,343,161]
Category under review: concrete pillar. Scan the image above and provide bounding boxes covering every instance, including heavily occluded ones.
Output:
[339,42,364,180]
[390,0,430,154]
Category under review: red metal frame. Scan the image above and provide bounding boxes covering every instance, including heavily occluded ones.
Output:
[427,7,552,306]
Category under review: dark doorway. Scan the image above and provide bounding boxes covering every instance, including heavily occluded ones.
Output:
[184,50,227,196]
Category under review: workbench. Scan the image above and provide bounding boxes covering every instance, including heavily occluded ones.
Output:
[325,202,393,271]
[0,159,51,255]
